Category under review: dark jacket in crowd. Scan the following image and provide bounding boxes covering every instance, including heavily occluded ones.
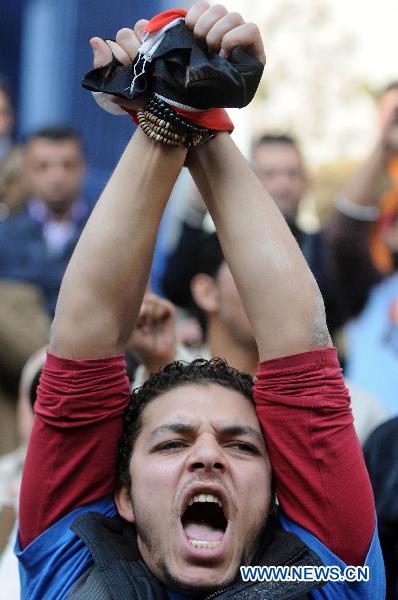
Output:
[326,211,384,323]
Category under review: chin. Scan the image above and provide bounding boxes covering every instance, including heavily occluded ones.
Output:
[161,564,234,598]
[157,547,236,595]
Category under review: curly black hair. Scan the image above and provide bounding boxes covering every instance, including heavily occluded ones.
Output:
[117,357,254,491]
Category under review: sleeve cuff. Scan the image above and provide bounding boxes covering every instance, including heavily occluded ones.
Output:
[45,351,126,370]
[256,346,338,377]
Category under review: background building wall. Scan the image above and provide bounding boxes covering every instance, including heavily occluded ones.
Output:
[0,0,24,111]
[17,0,160,202]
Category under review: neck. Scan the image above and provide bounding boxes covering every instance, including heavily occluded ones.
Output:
[206,317,258,375]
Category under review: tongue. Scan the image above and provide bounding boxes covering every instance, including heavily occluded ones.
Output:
[184,521,225,542]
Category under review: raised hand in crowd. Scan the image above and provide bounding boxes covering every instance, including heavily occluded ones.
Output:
[128,291,177,378]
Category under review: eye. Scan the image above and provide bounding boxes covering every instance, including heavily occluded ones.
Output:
[155,440,188,452]
[226,442,260,455]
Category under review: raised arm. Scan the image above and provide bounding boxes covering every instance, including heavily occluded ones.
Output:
[325,107,398,320]
[51,31,187,359]
[188,135,331,360]
[185,7,330,361]
[51,131,186,358]
[340,106,398,210]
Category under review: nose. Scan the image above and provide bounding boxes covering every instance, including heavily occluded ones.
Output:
[50,165,68,181]
[187,434,226,474]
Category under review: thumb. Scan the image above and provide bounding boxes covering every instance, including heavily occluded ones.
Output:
[90,37,112,68]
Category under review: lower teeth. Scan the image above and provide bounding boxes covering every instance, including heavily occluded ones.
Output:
[189,539,221,549]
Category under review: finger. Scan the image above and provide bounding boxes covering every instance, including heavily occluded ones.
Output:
[205,12,245,52]
[162,299,176,322]
[154,307,171,327]
[185,0,211,30]
[221,23,266,64]
[141,309,152,330]
[105,39,131,65]
[142,293,175,324]
[115,28,141,61]
[144,297,158,327]
[136,305,148,326]
[192,4,228,39]
[90,37,113,68]
[152,302,165,325]
[135,314,145,329]
[134,19,149,42]
[138,294,152,318]
[154,300,173,324]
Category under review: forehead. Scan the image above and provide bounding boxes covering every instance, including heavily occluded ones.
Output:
[141,383,260,434]
[25,138,82,160]
[253,143,303,169]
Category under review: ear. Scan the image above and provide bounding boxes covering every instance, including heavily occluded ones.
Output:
[191,273,220,313]
[114,486,135,523]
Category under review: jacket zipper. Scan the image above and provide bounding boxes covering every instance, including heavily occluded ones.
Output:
[203,584,235,599]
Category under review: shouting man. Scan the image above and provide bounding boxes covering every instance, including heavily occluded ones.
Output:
[16,3,384,599]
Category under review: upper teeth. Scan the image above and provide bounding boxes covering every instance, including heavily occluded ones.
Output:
[188,493,222,507]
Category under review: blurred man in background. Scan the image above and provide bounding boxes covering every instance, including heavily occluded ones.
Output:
[189,232,258,375]
[0,125,89,316]
[0,125,88,454]
[252,134,307,226]
[163,221,259,375]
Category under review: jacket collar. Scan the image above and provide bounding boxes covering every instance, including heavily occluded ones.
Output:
[71,510,325,600]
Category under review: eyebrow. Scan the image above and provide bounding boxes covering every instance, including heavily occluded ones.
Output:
[218,426,265,447]
[150,423,195,439]
[150,423,265,447]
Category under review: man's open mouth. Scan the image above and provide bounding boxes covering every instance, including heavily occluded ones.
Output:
[181,493,228,549]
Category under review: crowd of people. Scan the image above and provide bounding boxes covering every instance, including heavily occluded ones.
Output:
[0,2,397,598]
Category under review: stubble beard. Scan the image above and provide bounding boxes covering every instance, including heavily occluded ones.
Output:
[130,492,272,597]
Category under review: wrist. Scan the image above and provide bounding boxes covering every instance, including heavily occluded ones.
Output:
[133,127,188,160]
[137,95,216,148]
[186,131,230,165]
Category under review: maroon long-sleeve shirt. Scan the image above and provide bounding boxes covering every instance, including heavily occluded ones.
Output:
[19,347,374,566]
